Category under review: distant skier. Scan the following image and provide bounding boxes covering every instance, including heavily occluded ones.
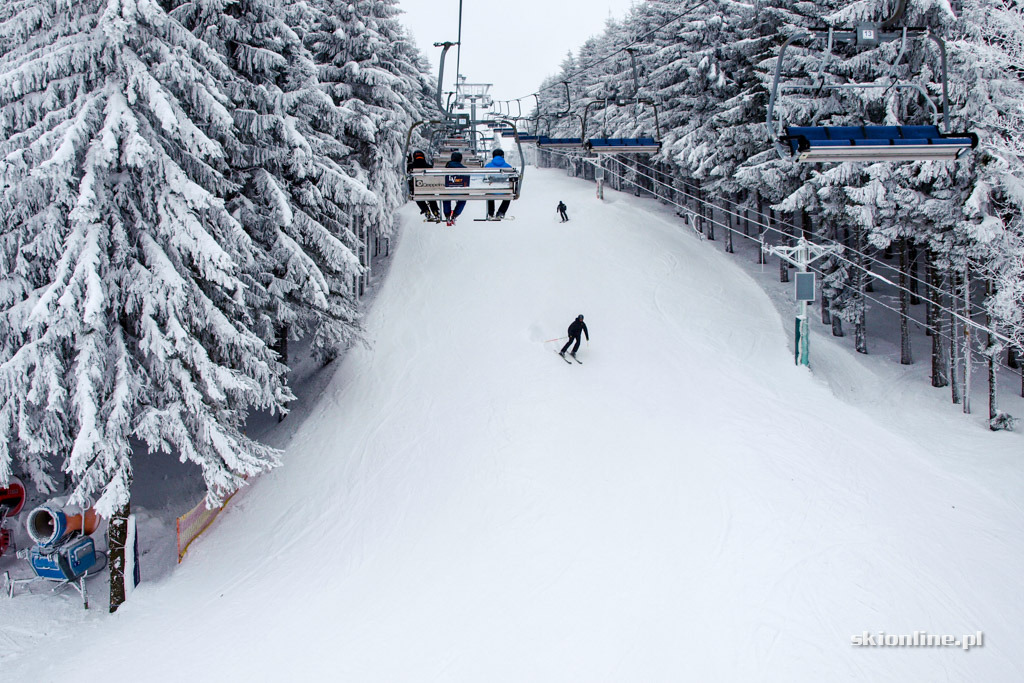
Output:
[560,314,589,359]
[557,201,569,222]
[484,149,512,220]
[443,151,467,225]
[408,150,440,221]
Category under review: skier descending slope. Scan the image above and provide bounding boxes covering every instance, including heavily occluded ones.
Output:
[556,201,569,222]
[559,314,588,363]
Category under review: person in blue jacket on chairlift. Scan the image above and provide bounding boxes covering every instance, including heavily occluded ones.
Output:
[484,149,512,220]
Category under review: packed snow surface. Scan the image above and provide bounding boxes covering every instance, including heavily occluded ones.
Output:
[3,168,1023,682]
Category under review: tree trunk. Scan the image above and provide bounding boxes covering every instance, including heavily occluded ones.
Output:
[693,184,704,236]
[989,357,998,427]
[950,271,962,404]
[757,197,767,265]
[703,189,714,241]
[724,200,734,253]
[927,253,947,387]
[963,268,972,415]
[779,209,790,283]
[899,239,912,365]
[909,242,921,305]
[109,502,130,613]
[273,324,289,365]
[853,223,866,353]
[988,279,998,427]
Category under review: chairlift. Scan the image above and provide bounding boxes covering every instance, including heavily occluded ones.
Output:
[405,118,525,203]
[537,136,585,151]
[582,97,663,154]
[536,118,585,150]
[535,82,586,150]
[766,16,977,163]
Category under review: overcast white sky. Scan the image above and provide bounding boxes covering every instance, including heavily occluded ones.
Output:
[395,0,639,109]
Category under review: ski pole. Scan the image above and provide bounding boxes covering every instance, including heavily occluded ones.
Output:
[544,336,567,343]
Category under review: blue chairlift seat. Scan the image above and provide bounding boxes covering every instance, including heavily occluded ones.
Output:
[517,135,539,144]
[586,137,662,154]
[536,136,585,150]
[782,125,977,162]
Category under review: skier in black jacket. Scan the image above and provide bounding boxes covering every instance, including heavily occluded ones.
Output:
[556,201,569,222]
[560,314,589,358]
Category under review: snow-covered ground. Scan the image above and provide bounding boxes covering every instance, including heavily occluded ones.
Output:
[2,167,1022,682]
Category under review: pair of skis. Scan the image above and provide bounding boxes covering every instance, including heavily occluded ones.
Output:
[424,215,515,224]
[559,352,582,365]
[423,217,458,226]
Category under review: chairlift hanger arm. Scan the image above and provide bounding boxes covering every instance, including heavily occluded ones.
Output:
[433,42,459,117]
[555,81,572,117]
[880,0,908,30]
[626,48,640,98]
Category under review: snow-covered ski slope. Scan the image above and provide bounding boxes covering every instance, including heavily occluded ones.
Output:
[7,168,1024,682]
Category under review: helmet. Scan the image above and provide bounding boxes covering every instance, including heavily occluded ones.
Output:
[492,149,504,157]
[577,314,584,320]
[412,150,425,160]
[451,151,463,162]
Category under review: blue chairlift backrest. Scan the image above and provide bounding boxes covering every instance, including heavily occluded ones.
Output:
[783,125,978,161]
[537,136,585,149]
[586,137,661,153]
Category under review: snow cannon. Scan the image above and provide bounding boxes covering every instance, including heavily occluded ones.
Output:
[24,498,103,582]
[0,476,27,558]
[26,499,100,548]
[28,535,101,581]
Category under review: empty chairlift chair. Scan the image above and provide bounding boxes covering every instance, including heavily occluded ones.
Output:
[767,22,978,164]
[782,125,977,162]
[536,136,585,150]
[581,98,663,155]
[586,137,662,154]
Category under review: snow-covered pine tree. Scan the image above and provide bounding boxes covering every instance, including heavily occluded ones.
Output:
[294,0,437,237]
[0,0,292,512]
[950,0,1024,380]
[166,0,372,364]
